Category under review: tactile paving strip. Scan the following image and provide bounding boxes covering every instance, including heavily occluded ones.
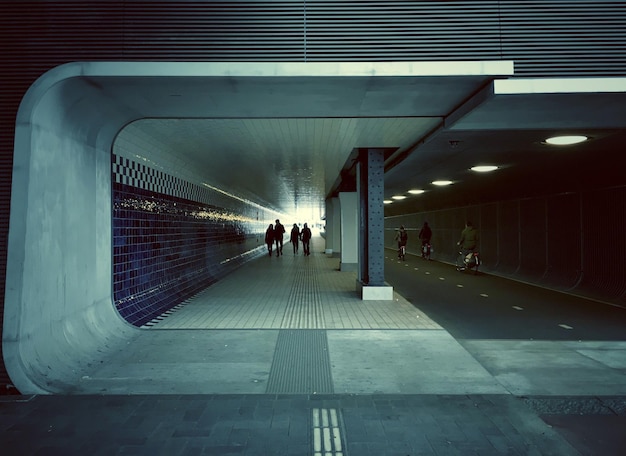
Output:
[266,330,333,394]
[281,257,325,329]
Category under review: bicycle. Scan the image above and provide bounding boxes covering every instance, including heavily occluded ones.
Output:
[398,244,406,261]
[421,242,431,260]
[456,249,480,274]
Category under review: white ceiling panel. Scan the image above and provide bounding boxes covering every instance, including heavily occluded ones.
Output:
[118,117,439,213]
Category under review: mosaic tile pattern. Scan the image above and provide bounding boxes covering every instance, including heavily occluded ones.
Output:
[112,154,267,326]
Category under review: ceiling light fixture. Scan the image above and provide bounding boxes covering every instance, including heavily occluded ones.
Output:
[432,180,453,186]
[545,135,588,145]
[384,200,393,204]
[391,195,407,200]
[471,165,498,172]
[408,189,425,194]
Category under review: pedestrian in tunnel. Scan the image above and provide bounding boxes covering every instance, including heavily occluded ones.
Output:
[301,222,312,256]
[264,223,274,257]
[290,223,300,254]
[274,219,286,256]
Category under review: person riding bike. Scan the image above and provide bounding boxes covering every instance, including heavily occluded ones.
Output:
[395,225,408,260]
[418,221,432,259]
[457,221,479,268]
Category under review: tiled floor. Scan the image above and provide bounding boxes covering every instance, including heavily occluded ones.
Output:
[144,237,439,330]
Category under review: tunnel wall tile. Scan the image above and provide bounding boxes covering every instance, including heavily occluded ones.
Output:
[112,154,267,326]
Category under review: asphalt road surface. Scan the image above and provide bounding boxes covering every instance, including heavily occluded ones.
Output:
[384,251,626,342]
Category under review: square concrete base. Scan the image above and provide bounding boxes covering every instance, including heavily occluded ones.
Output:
[356,280,394,300]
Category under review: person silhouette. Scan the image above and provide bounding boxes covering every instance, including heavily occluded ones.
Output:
[290,223,300,254]
[264,224,274,257]
[274,219,286,256]
[301,223,312,256]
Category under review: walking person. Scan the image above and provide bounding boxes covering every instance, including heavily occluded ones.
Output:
[301,223,312,256]
[264,223,274,257]
[290,223,300,254]
[274,219,286,256]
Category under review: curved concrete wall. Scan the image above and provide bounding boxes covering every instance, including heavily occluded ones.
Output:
[3,62,285,393]
[4,65,140,393]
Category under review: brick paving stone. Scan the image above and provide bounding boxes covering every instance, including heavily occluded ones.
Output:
[0,393,610,455]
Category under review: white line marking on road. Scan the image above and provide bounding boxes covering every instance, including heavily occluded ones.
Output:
[559,324,574,330]
[512,306,524,311]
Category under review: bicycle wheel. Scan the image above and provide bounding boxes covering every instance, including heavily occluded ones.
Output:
[455,252,464,271]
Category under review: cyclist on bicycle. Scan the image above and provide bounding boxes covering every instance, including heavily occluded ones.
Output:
[457,221,479,266]
[419,221,432,259]
[395,225,408,260]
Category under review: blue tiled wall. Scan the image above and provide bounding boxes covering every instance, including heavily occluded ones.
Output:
[112,154,267,326]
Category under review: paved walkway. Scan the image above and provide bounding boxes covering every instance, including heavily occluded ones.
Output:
[1,235,625,455]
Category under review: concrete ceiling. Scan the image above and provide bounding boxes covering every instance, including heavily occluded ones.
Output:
[107,62,626,219]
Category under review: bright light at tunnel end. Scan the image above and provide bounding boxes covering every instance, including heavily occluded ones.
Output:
[544,135,588,146]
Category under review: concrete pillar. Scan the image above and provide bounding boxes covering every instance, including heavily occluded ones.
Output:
[331,197,341,256]
[339,192,358,271]
[324,197,341,257]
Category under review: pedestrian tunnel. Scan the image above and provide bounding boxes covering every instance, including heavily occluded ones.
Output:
[3,61,512,393]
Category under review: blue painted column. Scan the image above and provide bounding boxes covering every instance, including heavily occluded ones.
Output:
[357,149,392,299]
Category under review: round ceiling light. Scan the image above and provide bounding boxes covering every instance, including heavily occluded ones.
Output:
[384,199,393,204]
[471,165,498,172]
[545,135,588,145]
[408,189,425,194]
[432,180,453,186]
[391,195,407,200]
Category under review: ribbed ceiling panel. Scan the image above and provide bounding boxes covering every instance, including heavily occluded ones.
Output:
[500,1,626,76]
[305,1,502,61]
[122,2,306,60]
[2,1,626,71]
